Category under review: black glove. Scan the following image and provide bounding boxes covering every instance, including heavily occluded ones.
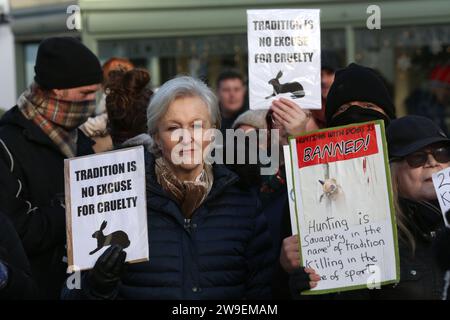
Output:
[288,267,311,296]
[86,245,127,299]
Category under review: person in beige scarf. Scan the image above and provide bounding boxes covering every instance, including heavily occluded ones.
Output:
[150,89,215,218]
[68,76,274,300]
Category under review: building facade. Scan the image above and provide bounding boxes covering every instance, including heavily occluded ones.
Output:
[9,0,450,121]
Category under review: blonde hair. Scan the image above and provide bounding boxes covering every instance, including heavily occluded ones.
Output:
[390,161,416,253]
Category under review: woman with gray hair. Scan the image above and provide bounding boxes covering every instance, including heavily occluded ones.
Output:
[64,76,273,300]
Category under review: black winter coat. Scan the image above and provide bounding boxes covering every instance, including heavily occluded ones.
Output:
[0,211,38,299]
[0,106,94,299]
[64,151,274,300]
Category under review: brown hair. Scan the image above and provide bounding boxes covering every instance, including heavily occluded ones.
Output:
[102,57,135,83]
[105,68,153,146]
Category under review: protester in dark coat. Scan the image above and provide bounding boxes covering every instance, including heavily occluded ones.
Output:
[0,37,101,298]
[283,116,450,300]
[0,211,38,299]
[277,63,397,299]
[380,115,450,299]
[63,76,273,300]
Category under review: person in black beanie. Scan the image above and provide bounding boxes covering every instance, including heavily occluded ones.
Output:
[325,63,396,128]
[275,63,398,299]
[0,37,102,299]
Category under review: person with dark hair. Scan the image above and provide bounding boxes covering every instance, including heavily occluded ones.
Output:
[104,68,153,147]
[0,37,101,298]
[216,70,248,133]
[80,57,136,153]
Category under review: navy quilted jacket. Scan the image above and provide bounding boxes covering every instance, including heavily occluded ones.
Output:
[64,152,274,300]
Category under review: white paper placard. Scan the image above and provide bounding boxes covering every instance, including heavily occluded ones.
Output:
[432,168,450,227]
[289,121,399,294]
[283,145,299,235]
[247,9,321,110]
[65,146,149,272]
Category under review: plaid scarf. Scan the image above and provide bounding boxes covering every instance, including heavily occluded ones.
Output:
[155,157,213,218]
[17,83,96,158]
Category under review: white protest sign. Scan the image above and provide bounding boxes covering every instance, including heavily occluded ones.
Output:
[283,145,298,235]
[432,168,450,227]
[289,121,399,294]
[65,146,149,272]
[247,9,321,110]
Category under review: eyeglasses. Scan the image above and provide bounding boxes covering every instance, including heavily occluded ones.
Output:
[393,146,450,168]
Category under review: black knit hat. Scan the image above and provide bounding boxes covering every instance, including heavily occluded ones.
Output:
[325,63,396,125]
[387,115,450,159]
[34,37,103,89]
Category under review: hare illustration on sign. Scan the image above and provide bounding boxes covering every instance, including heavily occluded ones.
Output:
[89,220,130,255]
[266,70,305,99]
[319,178,342,203]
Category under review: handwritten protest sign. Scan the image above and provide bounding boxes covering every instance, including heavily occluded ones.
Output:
[247,9,321,110]
[432,168,450,227]
[288,121,399,294]
[65,146,148,272]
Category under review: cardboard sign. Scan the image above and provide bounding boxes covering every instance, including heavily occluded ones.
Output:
[65,146,149,272]
[288,121,399,294]
[432,167,450,227]
[247,9,321,110]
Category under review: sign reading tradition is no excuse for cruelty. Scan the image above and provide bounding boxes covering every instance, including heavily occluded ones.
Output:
[288,121,400,294]
[247,9,321,110]
[65,146,149,272]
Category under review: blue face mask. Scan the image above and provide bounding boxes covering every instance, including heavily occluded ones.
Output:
[328,105,391,128]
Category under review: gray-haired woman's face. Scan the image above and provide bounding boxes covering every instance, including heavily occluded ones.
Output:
[154,96,213,174]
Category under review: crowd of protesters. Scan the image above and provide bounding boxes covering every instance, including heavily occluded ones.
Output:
[0,36,449,300]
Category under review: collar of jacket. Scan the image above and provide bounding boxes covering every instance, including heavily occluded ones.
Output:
[399,197,445,242]
[0,106,94,156]
[144,150,239,221]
